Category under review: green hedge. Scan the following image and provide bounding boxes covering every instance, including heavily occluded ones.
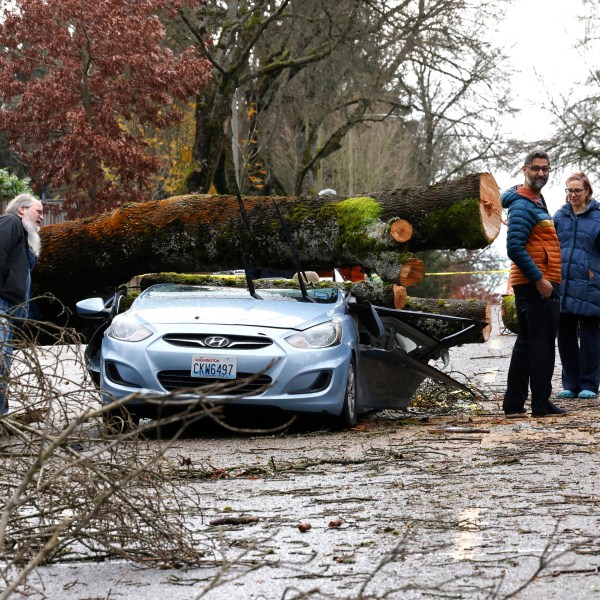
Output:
[0,169,32,198]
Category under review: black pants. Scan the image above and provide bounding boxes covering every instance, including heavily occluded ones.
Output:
[557,312,600,394]
[503,282,560,413]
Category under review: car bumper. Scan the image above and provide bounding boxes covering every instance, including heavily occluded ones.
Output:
[98,324,355,416]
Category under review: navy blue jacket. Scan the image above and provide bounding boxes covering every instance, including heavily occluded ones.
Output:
[0,213,31,306]
[502,186,561,286]
[554,198,600,317]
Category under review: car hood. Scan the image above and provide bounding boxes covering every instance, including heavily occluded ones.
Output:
[129,298,342,331]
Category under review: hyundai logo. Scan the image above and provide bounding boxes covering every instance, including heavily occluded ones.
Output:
[204,336,230,348]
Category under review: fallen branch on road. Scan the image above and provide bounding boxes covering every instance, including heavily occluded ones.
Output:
[0,315,288,598]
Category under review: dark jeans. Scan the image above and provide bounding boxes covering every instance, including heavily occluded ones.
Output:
[557,312,600,394]
[0,302,14,415]
[0,297,26,415]
[503,282,560,413]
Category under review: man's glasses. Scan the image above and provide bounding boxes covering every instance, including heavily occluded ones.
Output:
[565,188,585,195]
[24,205,43,215]
[527,165,552,173]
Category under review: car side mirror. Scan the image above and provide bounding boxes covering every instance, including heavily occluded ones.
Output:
[76,297,108,318]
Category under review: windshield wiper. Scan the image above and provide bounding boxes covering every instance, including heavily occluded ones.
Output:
[235,188,262,300]
[271,199,313,303]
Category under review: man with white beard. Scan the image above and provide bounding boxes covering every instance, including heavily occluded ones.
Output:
[0,193,44,415]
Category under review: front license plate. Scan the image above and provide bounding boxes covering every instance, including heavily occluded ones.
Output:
[191,355,237,379]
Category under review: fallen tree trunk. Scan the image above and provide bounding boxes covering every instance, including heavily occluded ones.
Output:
[136,273,491,343]
[403,296,492,323]
[34,173,501,312]
[402,296,492,343]
[371,172,501,250]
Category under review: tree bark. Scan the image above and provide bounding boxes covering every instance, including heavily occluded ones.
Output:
[403,296,490,320]
[370,172,501,251]
[401,300,491,344]
[34,173,501,312]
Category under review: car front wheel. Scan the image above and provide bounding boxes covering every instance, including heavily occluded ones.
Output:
[333,360,358,428]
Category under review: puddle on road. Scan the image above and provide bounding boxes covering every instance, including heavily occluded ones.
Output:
[452,507,481,560]
[487,338,503,350]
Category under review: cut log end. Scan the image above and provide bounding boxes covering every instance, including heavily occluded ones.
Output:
[399,258,425,287]
[392,284,407,309]
[390,219,413,243]
[479,173,503,243]
[501,294,518,334]
[481,301,492,342]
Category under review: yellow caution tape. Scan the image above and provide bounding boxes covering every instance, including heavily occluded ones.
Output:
[424,269,510,276]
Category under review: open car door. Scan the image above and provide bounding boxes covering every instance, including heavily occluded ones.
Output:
[350,300,487,410]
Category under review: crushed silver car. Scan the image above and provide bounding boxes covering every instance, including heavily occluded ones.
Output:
[77,283,485,427]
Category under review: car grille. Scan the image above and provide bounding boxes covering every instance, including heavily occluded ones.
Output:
[162,333,273,350]
[157,370,272,395]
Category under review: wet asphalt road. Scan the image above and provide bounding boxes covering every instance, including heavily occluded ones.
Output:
[10,306,600,600]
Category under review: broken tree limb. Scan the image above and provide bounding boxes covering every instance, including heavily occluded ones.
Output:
[403,296,491,321]
[134,273,491,343]
[34,172,501,310]
[430,427,490,434]
[402,296,492,342]
[208,515,260,526]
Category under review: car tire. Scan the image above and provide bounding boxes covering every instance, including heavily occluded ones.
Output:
[333,359,358,429]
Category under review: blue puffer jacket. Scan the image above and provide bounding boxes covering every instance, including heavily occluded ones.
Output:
[554,198,600,316]
[502,186,561,285]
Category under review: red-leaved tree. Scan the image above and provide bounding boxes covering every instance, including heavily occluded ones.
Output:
[0,0,211,217]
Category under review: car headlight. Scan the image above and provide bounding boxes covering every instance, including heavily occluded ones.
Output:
[108,315,153,342]
[285,320,343,349]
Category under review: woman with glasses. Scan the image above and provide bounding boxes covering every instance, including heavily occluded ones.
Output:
[553,172,600,400]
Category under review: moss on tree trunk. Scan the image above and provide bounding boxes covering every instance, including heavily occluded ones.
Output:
[35,173,500,307]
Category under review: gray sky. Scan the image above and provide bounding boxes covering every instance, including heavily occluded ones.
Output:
[501,0,587,141]
[490,0,593,270]
[496,0,590,213]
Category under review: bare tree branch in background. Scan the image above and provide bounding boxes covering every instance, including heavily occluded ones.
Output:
[540,0,600,171]
[178,0,514,197]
